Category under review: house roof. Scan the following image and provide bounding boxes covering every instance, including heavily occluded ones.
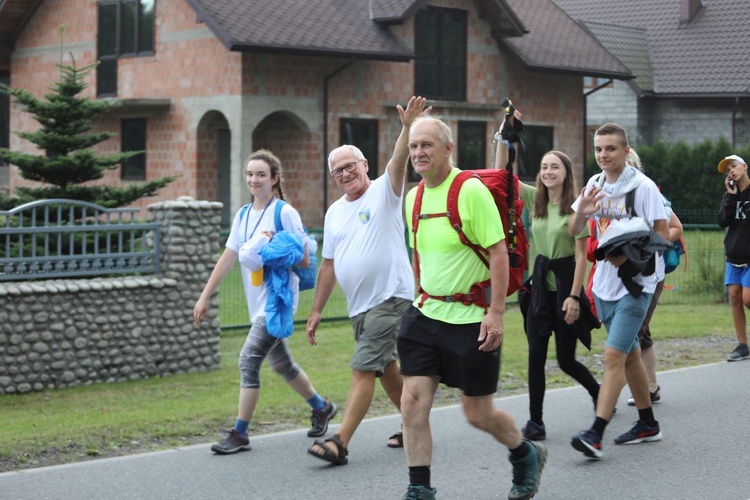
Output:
[185,0,629,79]
[580,20,653,91]
[184,0,416,61]
[553,0,750,96]
[501,0,632,79]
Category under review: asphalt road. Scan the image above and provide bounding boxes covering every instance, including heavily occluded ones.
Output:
[2,360,750,500]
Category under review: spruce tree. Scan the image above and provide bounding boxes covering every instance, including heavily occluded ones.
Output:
[0,55,175,210]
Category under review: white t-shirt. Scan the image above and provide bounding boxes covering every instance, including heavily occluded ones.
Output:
[573,170,667,301]
[226,198,310,323]
[323,171,415,316]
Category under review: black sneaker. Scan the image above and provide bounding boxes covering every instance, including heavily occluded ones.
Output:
[614,420,662,445]
[308,400,338,437]
[508,440,547,500]
[571,429,602,458]
[727,343,750,362]
[211,428,251,455]
[521,420,546,441]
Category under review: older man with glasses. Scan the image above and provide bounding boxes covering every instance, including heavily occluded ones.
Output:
[306,96,429,466]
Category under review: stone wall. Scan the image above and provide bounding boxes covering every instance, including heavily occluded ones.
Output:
[0,197,223,394]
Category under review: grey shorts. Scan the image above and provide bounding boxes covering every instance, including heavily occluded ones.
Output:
[349,297,412,376]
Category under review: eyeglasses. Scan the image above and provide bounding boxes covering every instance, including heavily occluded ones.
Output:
[330,159,364,178]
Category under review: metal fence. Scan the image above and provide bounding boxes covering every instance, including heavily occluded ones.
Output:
[0,199,160,281]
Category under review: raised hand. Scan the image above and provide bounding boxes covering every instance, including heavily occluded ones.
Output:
[397,96,431,128]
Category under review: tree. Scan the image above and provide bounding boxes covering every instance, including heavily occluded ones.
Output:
[0,55,175,210]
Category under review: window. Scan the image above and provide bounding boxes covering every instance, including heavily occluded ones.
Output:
[121,118,147,180]
[457,121,486,170]
[97,0,155,97]
[414,7,467,101]
[518,126,554,180]
[339,118,378,180]
[583,76,613,90]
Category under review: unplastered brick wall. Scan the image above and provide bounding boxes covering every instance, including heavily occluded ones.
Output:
[0,198,223,394]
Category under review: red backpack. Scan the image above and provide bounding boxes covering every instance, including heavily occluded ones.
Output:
[411,169,529,309]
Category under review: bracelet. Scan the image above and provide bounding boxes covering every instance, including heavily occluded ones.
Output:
[568,294,581,302]
[493,132,509,146]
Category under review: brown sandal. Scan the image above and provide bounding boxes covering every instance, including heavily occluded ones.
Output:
[387,431,403,448]
[307,433,348,465]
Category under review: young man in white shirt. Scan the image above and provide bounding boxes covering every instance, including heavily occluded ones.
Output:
[567,123,669,459]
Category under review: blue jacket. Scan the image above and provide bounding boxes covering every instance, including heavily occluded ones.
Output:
[259,231,304,338]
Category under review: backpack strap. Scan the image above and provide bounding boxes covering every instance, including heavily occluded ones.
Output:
[273,199,287,232]
[445,171,490,268]
[625,189,636,217]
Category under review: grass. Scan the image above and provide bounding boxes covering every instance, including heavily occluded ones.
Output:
[0,229,735,471]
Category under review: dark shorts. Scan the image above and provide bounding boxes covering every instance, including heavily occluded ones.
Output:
[397,306,501,397]
[636,280,664,350]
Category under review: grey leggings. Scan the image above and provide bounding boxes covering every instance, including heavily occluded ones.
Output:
[238,316,301,389]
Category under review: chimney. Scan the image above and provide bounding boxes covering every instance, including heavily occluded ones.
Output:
[679,0,703,26]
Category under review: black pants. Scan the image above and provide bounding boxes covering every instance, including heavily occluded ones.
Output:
[525,291,600,423]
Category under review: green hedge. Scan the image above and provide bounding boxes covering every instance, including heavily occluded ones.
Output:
[585,136,749,225]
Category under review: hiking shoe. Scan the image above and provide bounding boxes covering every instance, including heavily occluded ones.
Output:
[521,420,546,441]
[614,420,662,445]
[508,440,547,500]
[727,344,750,362]
[627,386,661,406]
[211,428,251,455]
[571,429,602,458]
[308,400,338,437]
[402,485,437,499]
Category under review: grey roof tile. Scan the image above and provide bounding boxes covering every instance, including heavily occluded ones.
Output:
[185,0,414,61]
[553,0,750,95]
[581,20,654,91]
[502,0,632,78]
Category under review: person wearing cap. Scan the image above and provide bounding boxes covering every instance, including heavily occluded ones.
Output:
[567,123,669,459]
[193,149,338,455]
[717,154,750,361]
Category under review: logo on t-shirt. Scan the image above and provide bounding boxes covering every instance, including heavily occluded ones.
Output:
[358,209,371,224]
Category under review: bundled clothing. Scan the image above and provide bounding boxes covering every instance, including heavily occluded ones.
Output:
[593,217,671,297]
[259,230,304,338]
[520,255,599,350]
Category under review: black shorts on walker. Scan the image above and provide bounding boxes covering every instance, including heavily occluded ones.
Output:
[397,305,501,397]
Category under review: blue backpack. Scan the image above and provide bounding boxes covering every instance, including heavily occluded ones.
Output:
[238,200,317,291]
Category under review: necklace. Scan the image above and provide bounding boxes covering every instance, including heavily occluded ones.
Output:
[243,196,275,241]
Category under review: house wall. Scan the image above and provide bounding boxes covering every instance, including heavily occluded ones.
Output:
[7,0,586,228]
[643,98,750,147]
[8,0,242,210]
[585,81,640,143]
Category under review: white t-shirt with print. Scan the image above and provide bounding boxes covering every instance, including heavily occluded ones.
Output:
[226,199,309,323]
[573,173,667,301]
[323,171,414,317]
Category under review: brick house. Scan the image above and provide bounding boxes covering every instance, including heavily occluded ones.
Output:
[1,0,629,228]
[554,0,750,149]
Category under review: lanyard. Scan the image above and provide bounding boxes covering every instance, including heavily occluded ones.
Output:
[243,196,275,242]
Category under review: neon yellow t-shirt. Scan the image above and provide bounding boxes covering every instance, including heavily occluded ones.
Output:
[405,168,505,324]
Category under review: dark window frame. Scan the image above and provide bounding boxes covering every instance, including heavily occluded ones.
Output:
[121,117,147,181]
[457,121,487,170]
[339,118,379,180]
[97,0,156,97]
[414,6,467,101]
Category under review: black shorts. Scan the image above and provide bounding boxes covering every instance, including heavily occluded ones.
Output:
[397,306,501,397]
